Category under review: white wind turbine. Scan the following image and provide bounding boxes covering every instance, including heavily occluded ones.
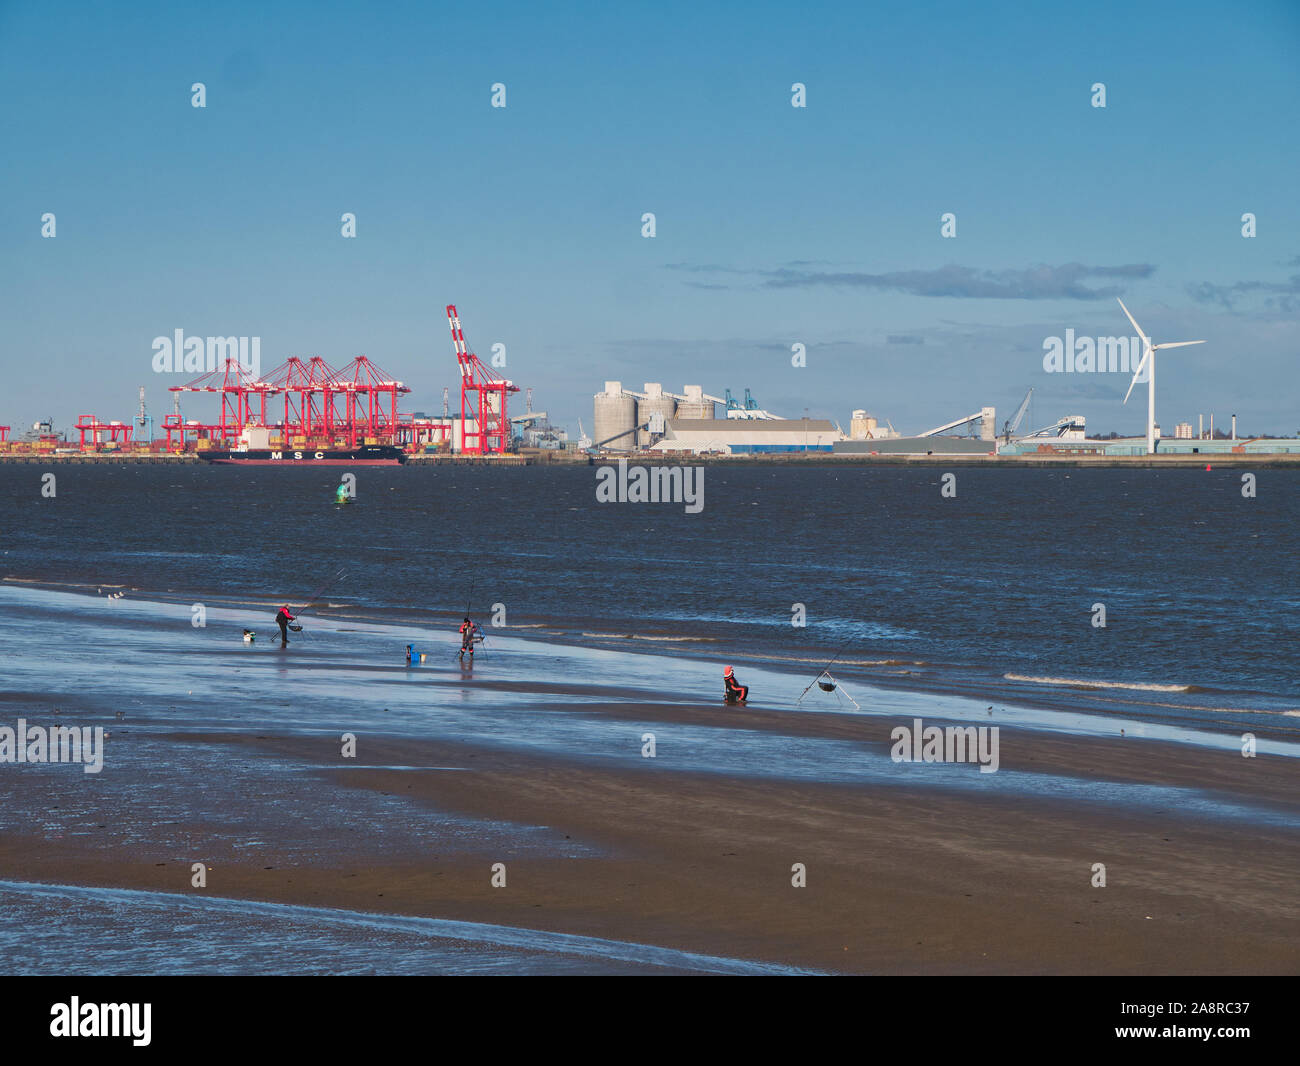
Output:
[1117,298,1204,455]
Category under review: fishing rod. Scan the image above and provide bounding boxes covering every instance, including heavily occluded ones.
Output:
[457,575,483,657]
[294,566,348,618]
[279,566,347,643]
[796,636,857,702]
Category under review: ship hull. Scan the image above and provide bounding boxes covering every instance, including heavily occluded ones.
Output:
[201,445,406,465]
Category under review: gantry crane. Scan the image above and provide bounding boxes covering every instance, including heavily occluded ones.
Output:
[446,305,519,454]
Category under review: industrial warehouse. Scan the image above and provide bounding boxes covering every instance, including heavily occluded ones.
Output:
[590,379,1300,461]
[592,380,1002,456]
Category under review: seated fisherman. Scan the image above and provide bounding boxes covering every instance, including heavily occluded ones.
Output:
[723,665,749,704]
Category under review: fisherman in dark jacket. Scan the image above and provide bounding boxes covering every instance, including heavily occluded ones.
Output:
[459,617,480,661]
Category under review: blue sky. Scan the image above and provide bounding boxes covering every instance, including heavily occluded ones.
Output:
[2,0,1297,436]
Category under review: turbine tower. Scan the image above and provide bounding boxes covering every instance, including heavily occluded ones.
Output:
[1117,298,1204,455]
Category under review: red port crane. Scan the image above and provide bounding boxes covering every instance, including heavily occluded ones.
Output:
[168,358,274,442]
[75,416,134,449]
[333,356,410,446]
[263,356,343,443]
[446,305,518,454]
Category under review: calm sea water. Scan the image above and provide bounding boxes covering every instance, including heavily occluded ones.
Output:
[2,463,1296,712]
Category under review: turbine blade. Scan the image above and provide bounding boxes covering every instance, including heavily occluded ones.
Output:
[1116,298,1151,348]
[1152,340,1205,351]
[1123,348,1150,404]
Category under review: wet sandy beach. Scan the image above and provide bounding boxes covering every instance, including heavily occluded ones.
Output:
[1,584,1297,974]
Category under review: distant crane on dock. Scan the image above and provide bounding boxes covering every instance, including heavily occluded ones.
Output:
[1003,388,1033,442]
[723,387,781,420]
[134,386,156,444]
[446,304,519,454]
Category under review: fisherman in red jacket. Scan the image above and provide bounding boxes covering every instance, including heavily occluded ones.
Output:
[275,604,295,647]
[723,665,748,704]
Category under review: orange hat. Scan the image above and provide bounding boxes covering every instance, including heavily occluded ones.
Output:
[724,665,734,677]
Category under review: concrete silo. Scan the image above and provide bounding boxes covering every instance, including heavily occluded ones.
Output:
[637,383,677,446]
[676,384,715,420]
[593,381,637,451]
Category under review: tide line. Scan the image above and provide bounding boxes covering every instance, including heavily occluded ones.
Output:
[0,879,825,976]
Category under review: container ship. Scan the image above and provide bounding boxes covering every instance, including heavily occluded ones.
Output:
[199,426,406,465]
